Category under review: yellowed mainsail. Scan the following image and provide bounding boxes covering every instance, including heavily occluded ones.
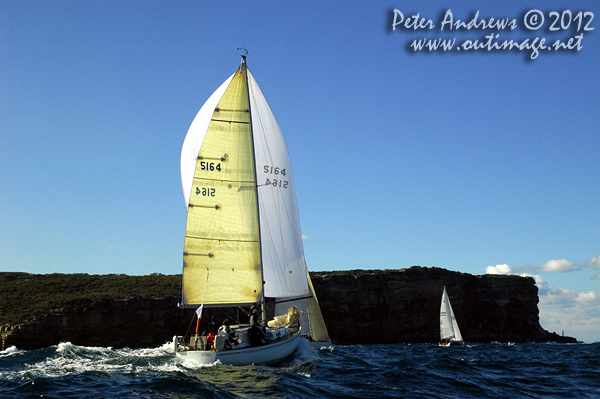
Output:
[182,63,263,306]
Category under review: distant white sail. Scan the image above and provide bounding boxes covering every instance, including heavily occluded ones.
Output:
[440,286,463,343]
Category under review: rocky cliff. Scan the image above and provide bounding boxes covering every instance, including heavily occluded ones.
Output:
[0,267,575,350]
[310,267,574,344]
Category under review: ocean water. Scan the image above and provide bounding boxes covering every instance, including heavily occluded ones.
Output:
[1,340,599,398]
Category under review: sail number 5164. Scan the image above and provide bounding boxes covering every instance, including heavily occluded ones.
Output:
[263,165,286,176]
[265,178,288,188]
[200,161,221,172]
[263,165,288,189]
[196,187,215,197]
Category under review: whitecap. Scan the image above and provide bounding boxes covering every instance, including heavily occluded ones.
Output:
[0,346,23,356]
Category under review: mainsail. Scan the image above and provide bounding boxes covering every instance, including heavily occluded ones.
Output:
[180,58,310,308]
[181,64,261,306]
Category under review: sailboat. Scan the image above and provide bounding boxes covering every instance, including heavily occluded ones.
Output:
[439,286,463,346]
[173,55,330,365]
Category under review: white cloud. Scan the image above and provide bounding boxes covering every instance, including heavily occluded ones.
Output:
[539,287,578,307]
[520,272,549,293]
[515,255,600,276]
[534,284,600,342]
[485,264,511,275]
[538,307,600,342]
[302,235,309,240]
[538,288,600,342]
[539,259,576,273]
[584,255,600,269]
[482,259,600,341]
[510,258,580,274]
[576,291,599,305]
[588,255,600,279]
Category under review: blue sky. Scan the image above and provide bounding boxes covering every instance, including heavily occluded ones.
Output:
[1,1,599,342]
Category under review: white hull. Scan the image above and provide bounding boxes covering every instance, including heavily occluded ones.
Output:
[175,330,301,366]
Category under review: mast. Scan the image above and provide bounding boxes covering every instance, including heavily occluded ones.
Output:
[242,54,266,321]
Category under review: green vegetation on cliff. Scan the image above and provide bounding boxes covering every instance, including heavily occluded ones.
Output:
[0,272,181,326]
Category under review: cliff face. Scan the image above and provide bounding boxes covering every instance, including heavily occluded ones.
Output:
[0,267,575,350]
[310,267,571,344]
[1,297,194,351]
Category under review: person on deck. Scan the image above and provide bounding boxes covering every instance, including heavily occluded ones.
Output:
[248,307,267,346]
[202,316,221,350]
[218,319,236,349]
[208,315,220,332]
[249,306,259,326]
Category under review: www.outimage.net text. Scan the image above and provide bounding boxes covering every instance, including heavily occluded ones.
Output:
[392,9,594,59]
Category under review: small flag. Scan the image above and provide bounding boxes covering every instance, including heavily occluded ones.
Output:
[196,304,203,318]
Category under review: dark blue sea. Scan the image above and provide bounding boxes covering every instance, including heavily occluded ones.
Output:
[2,340,599,398]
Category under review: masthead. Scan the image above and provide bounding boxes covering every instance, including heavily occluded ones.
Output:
[238,48,248,63]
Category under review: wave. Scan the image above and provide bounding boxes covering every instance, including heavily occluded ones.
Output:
[2,342,599,398]
[0,341,180,380]
[0,338,325,378]
[0,346,24,357]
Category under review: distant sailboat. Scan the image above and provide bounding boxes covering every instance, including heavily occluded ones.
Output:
[439,286,463,346]
[173,55,330,365]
